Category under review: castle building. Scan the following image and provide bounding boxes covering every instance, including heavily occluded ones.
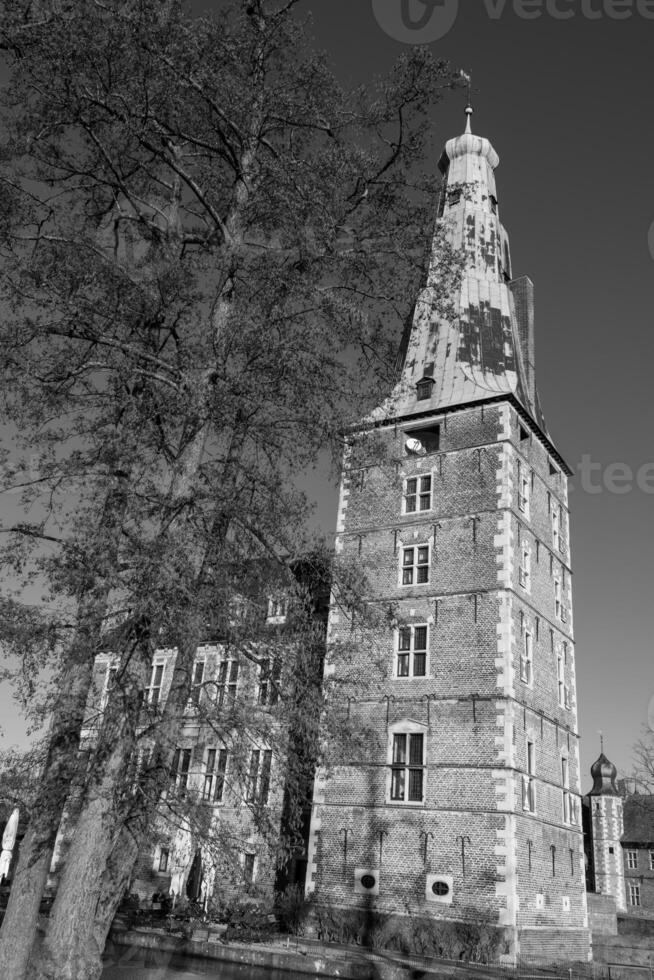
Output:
[306,107,591,965]
[583,751,654,918]
[49,559,328,907]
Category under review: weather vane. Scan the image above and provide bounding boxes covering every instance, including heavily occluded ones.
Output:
[460,70,472,109]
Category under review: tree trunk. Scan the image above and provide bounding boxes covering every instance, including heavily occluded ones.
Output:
[0,831,52,980]
[0,477,129,979]
[92,831,140,958]
[0,644,103,980]
[32,737,132,980]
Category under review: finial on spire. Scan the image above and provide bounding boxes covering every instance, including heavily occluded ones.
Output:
[460,71,473,133]
[599,730,604,754]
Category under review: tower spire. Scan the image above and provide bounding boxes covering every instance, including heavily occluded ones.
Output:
[461,71,473,133]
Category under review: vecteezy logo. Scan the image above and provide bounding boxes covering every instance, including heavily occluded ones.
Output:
[372,0,460,43]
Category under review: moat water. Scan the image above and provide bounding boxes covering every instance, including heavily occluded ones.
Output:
[101,946,296,979]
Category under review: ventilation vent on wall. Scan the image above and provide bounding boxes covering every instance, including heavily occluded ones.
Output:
[562,896,570,912]
[354,868,380,896]
[425,874,453,905]
[535,894,545,910]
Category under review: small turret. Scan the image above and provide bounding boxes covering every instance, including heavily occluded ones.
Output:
[584,749,625,910]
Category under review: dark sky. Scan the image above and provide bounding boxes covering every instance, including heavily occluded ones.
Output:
[299,0,654,788]
[2,0,653,790]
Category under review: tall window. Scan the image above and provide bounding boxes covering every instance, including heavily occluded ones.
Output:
[258,658,281,706]
[649,850,654,871]
[147,662,165,707]
[397,625,428,678]
[626,849,638,870]
[171,748,191,794]
[247,749,272,805]
[552,503,561,552]
[403,475,432,514]
[267,596,287,623]
[402,545,430,586]
[243,852,256,885]
[190,659,205,707]
[518,462,531,517]
[203,748,228,802]
[101,663,118,710]
[216,658,239,705]
[628,883,641,907]
[554,578,563,621]
[522,740,535,812]
[557,652,565,707]
[519,541,531,592]
[390,733,424,803]
[562,757,573,824]
[520,630,533,686]
[158,847,170,873]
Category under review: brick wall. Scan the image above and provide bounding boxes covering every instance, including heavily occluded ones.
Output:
[308,397,590,965]
[623,844,654,914]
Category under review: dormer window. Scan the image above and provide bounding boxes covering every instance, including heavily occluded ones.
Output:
[416,377,434,402]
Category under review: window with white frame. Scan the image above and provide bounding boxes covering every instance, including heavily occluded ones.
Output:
[171,747,191,794]
[403,475,432,514]
[557,651,565,707]
[243,852,256,885]
[554,577,563,621]
[146,662,165,707]
[203,747,228,803]
[267,596,287,623]
[101,663,118,710]
[216,658,239,705]
[628,882,641,907]
[626,849,638,870]
[519,541,531,592]
[401,545,430,586]
[518,462,531,517]
[520,629,533,686]
[552,503,561,552]
[522,740,536,812]
[131,743,154,794]
[396,625,428,678]
[190,658,205,707]
[562,757,573,824]
[246,749,272,805]
[389,730,425,804]
[258,657,281,706]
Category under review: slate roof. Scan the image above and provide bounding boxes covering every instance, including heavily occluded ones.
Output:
[622,795,654,846]
[373,110,549,440]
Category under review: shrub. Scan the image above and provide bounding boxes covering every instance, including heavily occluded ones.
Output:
[310,902,504,964]
[275,885,309,936]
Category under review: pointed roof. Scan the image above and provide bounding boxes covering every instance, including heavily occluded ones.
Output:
[373,109,547,433]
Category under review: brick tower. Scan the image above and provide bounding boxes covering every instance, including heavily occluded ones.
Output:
[583,752,626,911]
[306,106,591,965]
